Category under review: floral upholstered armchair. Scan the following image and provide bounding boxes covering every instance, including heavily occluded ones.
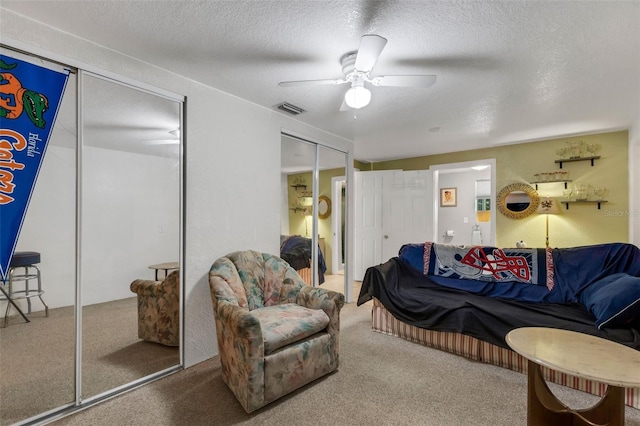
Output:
[130,269,179,347]
[209,250,345,413]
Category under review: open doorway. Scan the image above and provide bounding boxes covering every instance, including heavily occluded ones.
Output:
[431,159,496,246]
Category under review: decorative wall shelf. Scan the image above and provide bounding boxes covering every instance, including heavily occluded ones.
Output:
[289,207,309,213]
[291,184,307,190]
[562,200,608,210]
[530,180,573,190]
[554,156,600,169]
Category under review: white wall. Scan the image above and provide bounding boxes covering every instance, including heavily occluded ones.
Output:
[0,8,353,367]
[11,146,76,310]
[6,145,180,311]
[82,146,180,305]
[280,173,290,235]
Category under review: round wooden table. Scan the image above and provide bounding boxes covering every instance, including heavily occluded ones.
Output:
[148,262,179,280]
[506,327,640,426]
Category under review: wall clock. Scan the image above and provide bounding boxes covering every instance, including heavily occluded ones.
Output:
[318,195,331,219]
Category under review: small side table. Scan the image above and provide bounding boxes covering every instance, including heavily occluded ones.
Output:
[148,262,179,280]
[506,327,640,426]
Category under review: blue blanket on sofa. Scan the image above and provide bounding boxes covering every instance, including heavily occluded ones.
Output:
[423,242,554,290]
[399,242,640,304]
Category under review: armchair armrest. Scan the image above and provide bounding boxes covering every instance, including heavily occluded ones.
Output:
[214,300,263,343]
[130,279,164,296]
[297,286,345,337]
[130,270,179,297]
[213,300,265,411]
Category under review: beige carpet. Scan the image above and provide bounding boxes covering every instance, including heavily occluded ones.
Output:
[0,297,179,425]
[52,296,640,426]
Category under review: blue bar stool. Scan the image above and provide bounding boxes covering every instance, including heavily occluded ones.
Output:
[2,251,48,327]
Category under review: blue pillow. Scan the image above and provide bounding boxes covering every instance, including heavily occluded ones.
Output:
[579,273,640,329]
[398,243,426,273]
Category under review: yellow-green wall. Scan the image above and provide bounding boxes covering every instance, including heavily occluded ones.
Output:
[287,171,313,237]
[372,131,629,248]
[354,159,372,171]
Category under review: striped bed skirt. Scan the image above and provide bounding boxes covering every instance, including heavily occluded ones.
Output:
[296,267,312,286]
[371,298,640,409]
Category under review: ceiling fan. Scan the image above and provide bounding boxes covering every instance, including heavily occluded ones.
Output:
[278,34,437,110]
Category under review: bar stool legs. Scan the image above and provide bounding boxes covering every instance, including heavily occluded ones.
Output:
[1,251,48,327]
[0,285,30,326]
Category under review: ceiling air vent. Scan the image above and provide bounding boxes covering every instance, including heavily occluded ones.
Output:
[275,102,306,116]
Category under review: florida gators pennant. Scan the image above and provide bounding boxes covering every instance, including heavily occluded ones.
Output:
[0,52,70,281]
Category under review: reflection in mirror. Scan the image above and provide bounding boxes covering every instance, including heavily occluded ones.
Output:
[81,75,180,399]
[0,59,77,424]
[281,136,316,285]
[332,179,347,274]
[317,145,347,295]
[505,191,531,212]
[280,135,348,294]
[497,183,540,219]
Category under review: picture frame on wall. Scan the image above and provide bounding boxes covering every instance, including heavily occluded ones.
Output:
[440,187,457,207]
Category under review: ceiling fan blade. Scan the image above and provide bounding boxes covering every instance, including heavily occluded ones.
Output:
[354,34,388,73]
[278,78,347,87]
[370,75,437,88]
[339,98,351,111]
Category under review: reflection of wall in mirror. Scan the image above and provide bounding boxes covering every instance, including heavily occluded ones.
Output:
[505,191,530,212]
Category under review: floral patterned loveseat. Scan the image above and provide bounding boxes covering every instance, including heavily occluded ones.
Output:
[209,250,345,413]
[130,269,179,346]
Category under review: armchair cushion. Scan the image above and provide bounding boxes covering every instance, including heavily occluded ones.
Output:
[252,303,330,354]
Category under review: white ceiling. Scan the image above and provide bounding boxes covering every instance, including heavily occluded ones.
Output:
[3,1,639,163]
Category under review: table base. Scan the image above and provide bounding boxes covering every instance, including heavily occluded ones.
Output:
[527,360,625,426]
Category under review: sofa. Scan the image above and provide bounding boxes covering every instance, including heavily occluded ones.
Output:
[357,242,640,408]
[209,250,344,413]
[130,269,180,346]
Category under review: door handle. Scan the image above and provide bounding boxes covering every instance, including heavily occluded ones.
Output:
[384,235,389,239]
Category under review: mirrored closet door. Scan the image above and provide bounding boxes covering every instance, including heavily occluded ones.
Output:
[80,73,182,399]
[0,50,77,424]
[317,144,348,294]
[0,46,184,425]
[280,134,349,295]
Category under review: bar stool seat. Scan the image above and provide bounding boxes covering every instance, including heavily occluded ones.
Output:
[1,251,48,327]
[11,251,41,267]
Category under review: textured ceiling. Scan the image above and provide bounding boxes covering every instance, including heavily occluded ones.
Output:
[2,1,639,163]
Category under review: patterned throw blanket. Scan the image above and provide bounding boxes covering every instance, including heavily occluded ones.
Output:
[423,242,554,291]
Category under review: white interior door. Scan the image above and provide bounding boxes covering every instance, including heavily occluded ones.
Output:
[354,170,433,280]
[354,171,387,280]
[382,170,433,261]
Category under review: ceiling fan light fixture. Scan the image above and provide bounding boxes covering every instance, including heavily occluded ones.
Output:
[344,85,371,109]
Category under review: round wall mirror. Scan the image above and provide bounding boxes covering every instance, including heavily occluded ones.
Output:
[318,195,331,219]
[497,183,540,219]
